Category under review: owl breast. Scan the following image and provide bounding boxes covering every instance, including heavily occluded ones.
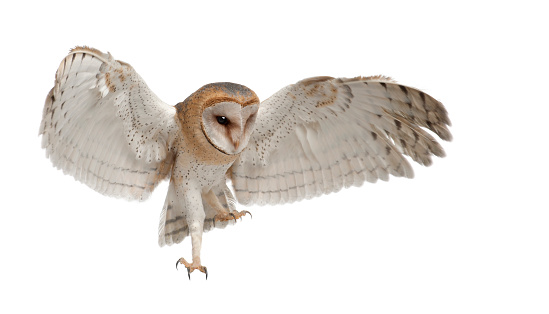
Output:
[171,149,234,189]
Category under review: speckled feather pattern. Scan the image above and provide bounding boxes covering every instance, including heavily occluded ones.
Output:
[157,83,260,245]
[40,47,177,201]
[40,47,451,270]
[231,76,451,206]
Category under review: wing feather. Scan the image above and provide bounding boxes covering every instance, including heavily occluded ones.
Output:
[40,47,178,201]
[230,76,451,206]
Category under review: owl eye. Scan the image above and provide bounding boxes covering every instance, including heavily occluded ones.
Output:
[216,116,229,125]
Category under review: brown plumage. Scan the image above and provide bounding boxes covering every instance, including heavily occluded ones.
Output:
[40,46,451,278]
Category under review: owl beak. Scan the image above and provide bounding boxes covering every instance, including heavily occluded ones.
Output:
[230,124,245,153]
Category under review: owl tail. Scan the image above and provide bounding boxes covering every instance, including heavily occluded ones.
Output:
[158,181,236,247]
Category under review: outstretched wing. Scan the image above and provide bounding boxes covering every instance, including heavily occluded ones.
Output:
[39,47,178,201]
[229,76,451,206]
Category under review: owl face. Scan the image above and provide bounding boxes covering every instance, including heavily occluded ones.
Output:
[175,82,260,157]
[201,101,258,155]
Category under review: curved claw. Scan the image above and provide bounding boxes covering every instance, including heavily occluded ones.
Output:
[244,211,252,219]
[176,259,192,280]
[176,258,206,280]
[229,213,237,222]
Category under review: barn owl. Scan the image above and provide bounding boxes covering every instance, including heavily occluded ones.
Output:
[40,46,451,279]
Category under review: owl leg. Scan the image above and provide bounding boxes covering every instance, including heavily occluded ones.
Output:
[204,189,251,224]
[175,226,208,279]
[175,186,208,279]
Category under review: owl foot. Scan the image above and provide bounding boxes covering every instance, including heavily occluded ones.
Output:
[213,210,252,226]
[176,258,208,280]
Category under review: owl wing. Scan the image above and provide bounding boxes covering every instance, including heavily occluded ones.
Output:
[39,47,178,201]
[229,76,452,206]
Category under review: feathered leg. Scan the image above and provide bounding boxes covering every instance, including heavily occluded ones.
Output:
[174,184,208,279]
[203,189,251,225]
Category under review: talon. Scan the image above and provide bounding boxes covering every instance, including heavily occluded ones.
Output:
[175,257,207,280]
[230,213,237,222]
[244,210,252,219]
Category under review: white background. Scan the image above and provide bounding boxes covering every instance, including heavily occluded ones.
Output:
[1,1,547,313]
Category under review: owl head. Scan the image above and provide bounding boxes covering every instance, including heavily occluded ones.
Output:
[177,82,260,155]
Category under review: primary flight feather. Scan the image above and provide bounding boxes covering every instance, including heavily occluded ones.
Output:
[40,46,451,278]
